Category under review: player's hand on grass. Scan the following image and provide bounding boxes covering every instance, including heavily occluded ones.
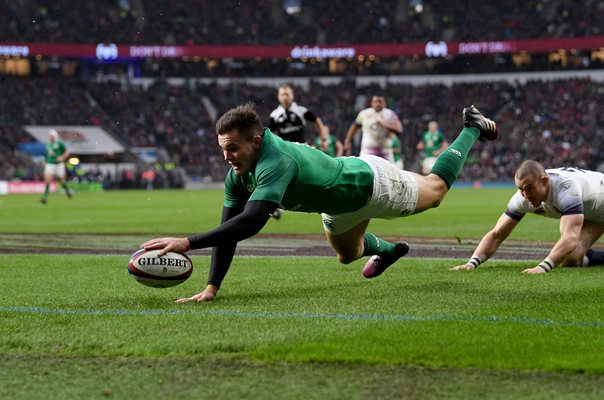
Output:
[175,285,218,303]
[449,263,476,271]
[522,266,547,274]
[143,237,191,256]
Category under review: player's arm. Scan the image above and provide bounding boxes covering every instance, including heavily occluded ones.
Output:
[343,123,359,155]
[416,140,424,151]
[379,115,403,135]
[433,139,449,157]
[522,214,584,274]
[145,200,278,302]
[58,148,71,162]
[335,138,344,157]
[450,213,519,271]
[186,200,277,249]
[142,200,276,255]
[313,116,329,146]
[268,117,279,135]
[175,205,242,302]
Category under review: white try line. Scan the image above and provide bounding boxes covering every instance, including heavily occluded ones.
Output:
[1,306,602,329]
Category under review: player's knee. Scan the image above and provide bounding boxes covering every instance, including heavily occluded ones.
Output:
[336,252,357,265]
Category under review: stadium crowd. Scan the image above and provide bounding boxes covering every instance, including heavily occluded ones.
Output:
[2,0,603,182]
[1,75,603,184]
[2,0,602,45]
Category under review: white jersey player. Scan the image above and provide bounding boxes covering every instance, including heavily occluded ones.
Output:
[343,95,402,162]
[451,160,604,274]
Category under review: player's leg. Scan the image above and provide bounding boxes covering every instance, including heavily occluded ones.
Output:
[41,164,54,204]
[325,219,408,278]
[57,164,72,198]
[324,219,370,264]
[559,221,604,266]
[414,105,498,213]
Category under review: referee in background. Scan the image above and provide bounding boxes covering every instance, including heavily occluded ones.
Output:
[268,83,328,219]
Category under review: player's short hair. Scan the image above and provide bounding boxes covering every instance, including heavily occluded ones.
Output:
[515,160,546,181]
[49,129,59,139]
[215,103,263,140]
[278,83,294,92]
[428,121,438,129]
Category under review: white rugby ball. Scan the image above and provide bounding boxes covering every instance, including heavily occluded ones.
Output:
[128,249,193,288]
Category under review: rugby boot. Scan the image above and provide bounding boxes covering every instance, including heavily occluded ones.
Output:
[462,105,499,141]
[362,241,410,278]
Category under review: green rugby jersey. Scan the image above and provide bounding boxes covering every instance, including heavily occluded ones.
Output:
[420,130,446,158]
[45,140,67,164]
[224,129,373,215]
[314,134,338,157]
[391,135,401,162]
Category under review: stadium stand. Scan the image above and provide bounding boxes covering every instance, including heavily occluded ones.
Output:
[1,1,603,186]
[2,75,603,183]
[2,0,602,44]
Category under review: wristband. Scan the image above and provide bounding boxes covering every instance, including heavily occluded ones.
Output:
[467,255,482,269]
[537,257,554,272]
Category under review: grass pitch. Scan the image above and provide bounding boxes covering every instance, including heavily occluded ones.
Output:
[1,188,603,399]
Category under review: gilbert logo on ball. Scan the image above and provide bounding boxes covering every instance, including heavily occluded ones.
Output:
[128,249,193,288]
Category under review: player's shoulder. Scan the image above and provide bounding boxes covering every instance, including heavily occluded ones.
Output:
[289,102,308,115]
[357,107,372,117]
[269,106,283,119]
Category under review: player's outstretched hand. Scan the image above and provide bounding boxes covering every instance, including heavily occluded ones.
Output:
[142,237,190,256]
[175,285,218,303]
[522,266,547,274]
[449,263,476,271]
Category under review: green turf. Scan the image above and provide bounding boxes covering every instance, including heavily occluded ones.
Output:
[0,188,563,241]
[1,188,603,398]
[1,254,603,398]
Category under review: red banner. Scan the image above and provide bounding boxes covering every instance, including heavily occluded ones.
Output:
[1,36,603,60]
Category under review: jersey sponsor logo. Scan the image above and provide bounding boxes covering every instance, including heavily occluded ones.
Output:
[322,218,335,232]
[447,148,462,157]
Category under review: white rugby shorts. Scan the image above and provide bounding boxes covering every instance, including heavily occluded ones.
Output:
[421,156,437,175]
[44,163,66,179]
[360,146,395,163]
[322,155,419,234]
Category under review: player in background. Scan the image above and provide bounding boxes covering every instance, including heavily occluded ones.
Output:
[40,129,72,204]
[391,134,403,169]
[313,126,343,158]
[416,121,448,175]
[450,160,604,274]
[343,95,403,163]
[143,103,499,302]
[268,83,328,145]
[268,83,328,219]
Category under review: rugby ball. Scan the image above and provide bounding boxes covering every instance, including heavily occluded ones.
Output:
[128,249,193,288]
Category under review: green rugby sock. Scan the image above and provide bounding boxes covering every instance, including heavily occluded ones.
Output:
[430,127,480,188]
[362,233,397,257]
[43,184,50,200]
